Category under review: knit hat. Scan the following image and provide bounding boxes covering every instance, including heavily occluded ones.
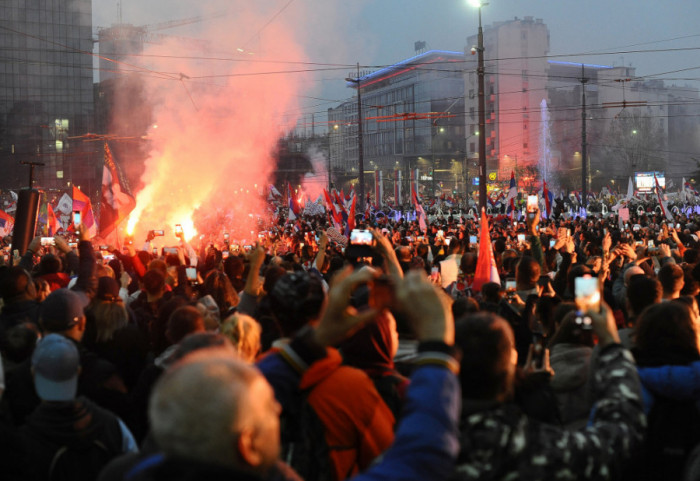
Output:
[31,333,80,401]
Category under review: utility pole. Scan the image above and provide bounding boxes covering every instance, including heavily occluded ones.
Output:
[477,6,487,212]
[581,64,588,208]
[345,64,365,213]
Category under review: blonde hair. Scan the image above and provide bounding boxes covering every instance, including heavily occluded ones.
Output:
[220,314,262,363]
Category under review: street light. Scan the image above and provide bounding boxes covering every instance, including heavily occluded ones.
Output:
[346,65,365,213]
[468,0,488,212]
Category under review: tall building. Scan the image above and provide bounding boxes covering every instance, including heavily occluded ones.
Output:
[328,50,466,201]
[0,0,97,192]
[464,16,550,185]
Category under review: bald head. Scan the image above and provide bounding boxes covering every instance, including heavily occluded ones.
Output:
[624,266,645,286]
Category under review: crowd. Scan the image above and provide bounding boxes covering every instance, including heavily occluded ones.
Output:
[2,196,700,481]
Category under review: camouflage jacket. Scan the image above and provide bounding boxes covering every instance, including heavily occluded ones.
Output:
[453,344,646,481]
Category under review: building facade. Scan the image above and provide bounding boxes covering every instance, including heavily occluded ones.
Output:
[0,0,97,192]
[328,50,466,203]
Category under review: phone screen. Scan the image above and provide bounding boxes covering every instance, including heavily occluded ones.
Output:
[185,267,197,282]
[469,235,477,244]
[40,237,55,247]
[350,229,373,246]
[175,224,183,235]
[527,195,538,210]
[575,275,600,314]
[73,211,81,227]
[506,279,516,299]
[517,234,525,243]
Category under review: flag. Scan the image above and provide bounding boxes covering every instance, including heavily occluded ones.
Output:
[472,208,500,293]
[56,193,73,214]
[287,182,301,220]
[268,184,282,199]
[72,186,97,237]
[47,204,60,236]
[4,190,17,213]
[543,180,553,218]
[412,185,427,233]
[0,209,14,237]
[347,192,357,234]
[505,171,517,218]
[323,189,343,229]
[99,142,135,238]
[654,173,673,221]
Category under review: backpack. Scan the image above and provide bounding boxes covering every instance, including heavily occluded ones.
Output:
[47,440,115,481]
[280,392,335,481]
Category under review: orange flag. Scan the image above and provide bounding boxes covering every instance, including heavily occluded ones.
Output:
[472,208,501,293]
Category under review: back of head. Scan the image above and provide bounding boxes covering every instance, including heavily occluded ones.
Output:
[142,269,166,297]
[455,313,515,401]
[0,266,36,304]
[220,314,262,363]
[627,276,662,319]
[224,255,245,280]
[203,270,239,313]
[658,263,684,295]
[452,297,480,321]
[548,311,594,349]
[481,282,502,304]
[167,305,205,344]
[149,356,259,467]
[40,288,88,334]
[269,272,325,338]
[1,322,40,364]
[635,301,700,367]
[38,254,62,276]
[31,333,80,401]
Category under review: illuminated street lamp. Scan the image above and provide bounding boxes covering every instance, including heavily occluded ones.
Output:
[468,0,488,211]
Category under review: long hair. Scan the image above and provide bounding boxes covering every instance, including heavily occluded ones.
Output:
[91,300,128,343]
[634,301,700,367]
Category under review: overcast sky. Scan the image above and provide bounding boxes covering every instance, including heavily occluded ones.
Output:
[92,0,700,128]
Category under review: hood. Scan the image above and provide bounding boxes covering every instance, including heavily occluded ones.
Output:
[549,344,593,391]
[23,397,103,448]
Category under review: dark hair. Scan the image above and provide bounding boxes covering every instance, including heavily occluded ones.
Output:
[269,271,325,337]
[455,313,514,400]
[627,276,662,319]
[166,306,205,344]
[171,332,232,363]
[202,270,239,314]
[548,311,594,349]
[516,256,541,289]
[657,263,684,295]
[37,254,61,275]
[453,297,480,320]
[634,301,700,367]
[142,269,166,296]
[0,266,35,303]
[1,322,40,364]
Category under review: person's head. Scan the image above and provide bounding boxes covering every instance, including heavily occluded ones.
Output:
[203,270,239,314]
[224,255,245,280]
[149,355,281,474]
[142,269,166,298]
[480,282,502,304]
[339,310,399,371]
[90,278,128,343]
[166,305,206,345]
[31,333,80,401]
[658,263,684,298]
[452,296,480,320]
[1,322,40,365]
[268,271,325,338]
[460,252,477,275]
[37,254,62,276]
[39,288,89,340]
[455,313,517,402]
[626,276,662,321]
[0,266,37,304]
[515,256,540,290]
[635,301,700,367]
[548,311,595,349]
[220,314,262,363]
[624,265,645,286]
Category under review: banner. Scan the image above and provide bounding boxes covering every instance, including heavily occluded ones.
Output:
[99,142,135,237]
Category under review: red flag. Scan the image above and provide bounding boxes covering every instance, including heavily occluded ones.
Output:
[472,208,501,293]
[0,209,14,237]
[72,186,97,237]
[347,192,357,232]
[47,204,60,236]
[543,180,551,218]
[99,142,135,237]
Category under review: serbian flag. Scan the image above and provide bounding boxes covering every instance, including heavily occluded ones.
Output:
[654,173,673,221]
[323,189,343,229]
[412,185,427,233]
[0,209,14,237]
[72,186,97,237]
[47,204,60,236]
[505,171,517,218]
[472,208,501,293]
[99,142,135,238]
[346,192,357,234]
[543,180,553,218]
[287,182,301,220]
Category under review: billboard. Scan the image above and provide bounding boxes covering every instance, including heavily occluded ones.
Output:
[635,171,665,193]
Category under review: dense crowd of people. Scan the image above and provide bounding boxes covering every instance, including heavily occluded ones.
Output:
[3,197,700,480]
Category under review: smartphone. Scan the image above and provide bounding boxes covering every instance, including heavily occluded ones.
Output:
[68,242,77,248]
[350,229,373,246]
[99,245,109,250]
[164,247,178,255]
[430,266,440,282]
[603,228,607,235]
[444,238,451,246]
[575,275,600,325]
[174,224,183,235]
[222,250,230,259]
[152,247,158,255]
[185,266,198,283]
[153,230,165,237]
[469,235,477,245]
[73,210,81,227]
[40,237,55,247]
[527,195,538,211]
[517,234,526,243]
[549,239,556,248]
[676,223,681,229]
[505,278,517,299]
[103,254,115,261]
[243,245,253,251]
[648,240,655,248]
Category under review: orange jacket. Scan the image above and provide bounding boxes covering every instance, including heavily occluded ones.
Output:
[300,348,395,481]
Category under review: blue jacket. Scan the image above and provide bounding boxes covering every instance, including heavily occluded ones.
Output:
[637,360,700,413]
